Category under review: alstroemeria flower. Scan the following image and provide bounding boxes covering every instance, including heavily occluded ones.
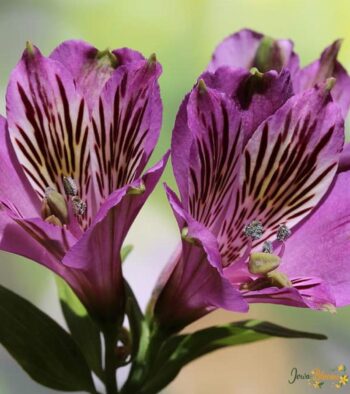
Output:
[208,28,350,118]
[0,41,168,322]
[151,74,349,332]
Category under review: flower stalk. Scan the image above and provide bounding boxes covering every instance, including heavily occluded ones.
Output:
[103,324,119,394]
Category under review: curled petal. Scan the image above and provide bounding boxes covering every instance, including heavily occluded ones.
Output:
[62,153,169,320]
[152,185,248,333]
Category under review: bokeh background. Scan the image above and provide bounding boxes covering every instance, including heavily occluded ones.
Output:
[0,0,350,393]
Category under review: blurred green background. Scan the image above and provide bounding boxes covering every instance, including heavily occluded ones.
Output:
[0,0,350,393]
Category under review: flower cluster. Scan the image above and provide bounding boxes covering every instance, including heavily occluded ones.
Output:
[0,29,349,394]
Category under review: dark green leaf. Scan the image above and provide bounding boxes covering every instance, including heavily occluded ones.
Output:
[125,281,148,359]
[56,277,103,381]
[0,284,95,392]
[138,319,326,394]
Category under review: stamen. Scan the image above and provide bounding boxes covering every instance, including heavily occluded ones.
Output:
[45,215,63,227]
[262,241,273,254]
[127,182,146,195]
[321,303,337,314]
[266,270,292,288]
[63,176,78,196]
[243,220,264,240]
[276,224,291,241]
[72,196,87,216]
[248,252,280,275]
[43,187,68,224]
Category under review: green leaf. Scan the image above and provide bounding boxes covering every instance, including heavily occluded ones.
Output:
[125,281,148,359]
[0,284,95,392]
[137,320,326,394]
[121,245,133,262]
[56,277,103,381]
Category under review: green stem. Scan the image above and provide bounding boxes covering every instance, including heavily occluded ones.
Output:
[103,327,118,394]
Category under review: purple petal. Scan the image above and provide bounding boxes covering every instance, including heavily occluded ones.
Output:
[152,185,248,333]
[185,83,243,231]
[281,171,350,307]
[339,143,350,172]
[202,67,293,141]
[172,83,244,232]
[171,94,191,204]
[1,201,78,263]
[50,40,144,112]
[91,58,162,208]
[208,29,299,75]
[6,44,93,227]
[0,116,39,217]
[294,40,350,118]
[218,84,344,265]
[62,153,168,319]
[242,277,335,309]
[208,29,263,71]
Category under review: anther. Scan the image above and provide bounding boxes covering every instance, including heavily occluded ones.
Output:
[248,252,280,275]
[45,215,63,226]
[44,187,68,224]
[276,224,291,242]
[243,220,264,240]
[63,176,78,196]
[267,270,292,288]
[72,196,87,216]
[262,241,273,254]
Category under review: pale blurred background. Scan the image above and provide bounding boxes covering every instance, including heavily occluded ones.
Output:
[0,0,350,393]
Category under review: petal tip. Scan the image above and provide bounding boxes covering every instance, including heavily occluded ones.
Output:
[197,78,208,94]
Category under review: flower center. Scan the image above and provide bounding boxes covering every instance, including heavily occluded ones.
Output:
[41,177,86,226]
[241,220,293,291]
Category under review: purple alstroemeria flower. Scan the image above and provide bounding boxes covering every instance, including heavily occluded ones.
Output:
[0,41,168,322]
[151,72,349,332]
[208,28,350,117]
